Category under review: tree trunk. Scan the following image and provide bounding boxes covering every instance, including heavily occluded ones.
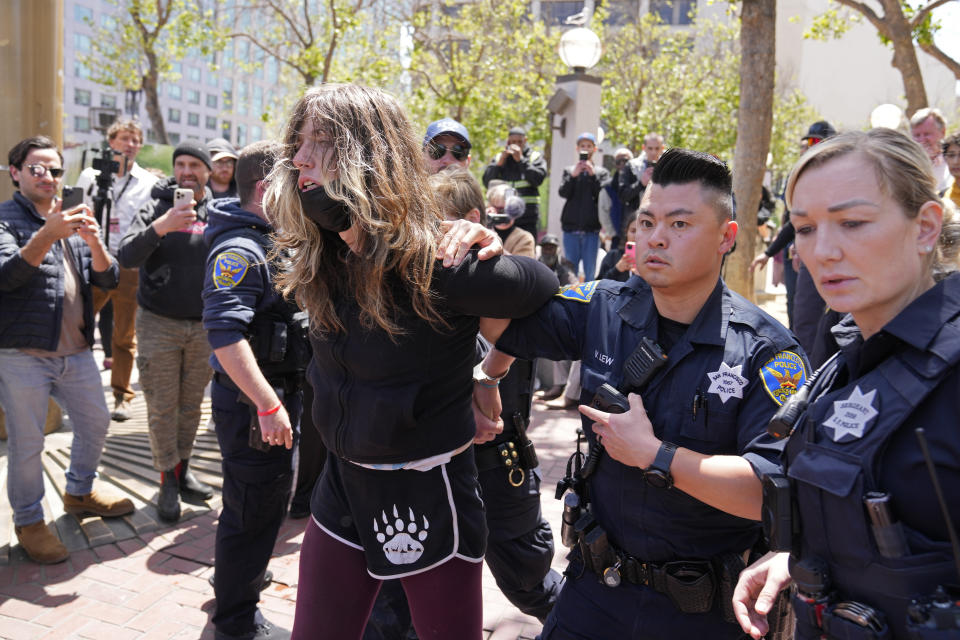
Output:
[141,57,168,145]
[728,0,776,302]
[880,0,928,116]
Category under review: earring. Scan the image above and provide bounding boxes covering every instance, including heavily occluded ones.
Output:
[923,245,934,254]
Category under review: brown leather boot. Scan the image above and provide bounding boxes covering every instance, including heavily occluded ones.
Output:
[15,521,69,564]
[63,488,135,518]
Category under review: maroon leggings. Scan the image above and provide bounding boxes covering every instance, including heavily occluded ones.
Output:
[292,518,483,640]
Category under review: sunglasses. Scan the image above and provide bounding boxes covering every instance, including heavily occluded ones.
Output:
[25,164,64,178]
[427,141,469,161]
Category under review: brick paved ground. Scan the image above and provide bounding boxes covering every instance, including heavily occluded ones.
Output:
[0,290,787,640]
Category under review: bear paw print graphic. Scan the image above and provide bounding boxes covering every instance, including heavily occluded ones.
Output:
[374,505,429,565]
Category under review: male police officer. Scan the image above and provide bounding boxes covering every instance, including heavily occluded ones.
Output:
[476,149,806,638]
[202,141,308,640]
[483,127,548,238]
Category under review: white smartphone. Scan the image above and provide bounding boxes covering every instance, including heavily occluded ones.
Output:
[173,188,193,208]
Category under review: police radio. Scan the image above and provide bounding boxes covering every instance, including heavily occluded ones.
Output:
[906,428,960,632]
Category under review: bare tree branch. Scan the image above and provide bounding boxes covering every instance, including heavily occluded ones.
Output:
[919,39,960,77]
[832,0,888,34]
[912,0,955,28]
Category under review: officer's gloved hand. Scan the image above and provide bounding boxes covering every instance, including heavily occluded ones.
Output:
[732,551,792,639]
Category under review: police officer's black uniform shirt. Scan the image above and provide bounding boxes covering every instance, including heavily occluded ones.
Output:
[497,275,807,561]
[819,275,960,547]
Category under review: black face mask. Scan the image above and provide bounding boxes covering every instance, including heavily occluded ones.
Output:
[299,185,351,232]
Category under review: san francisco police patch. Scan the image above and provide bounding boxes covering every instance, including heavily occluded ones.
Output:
[760,351,807,406]
[212,252,249,289]
[556,281,597,303]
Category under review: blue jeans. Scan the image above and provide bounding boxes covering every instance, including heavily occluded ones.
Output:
[562,231,600,281]
[0,349,110,526]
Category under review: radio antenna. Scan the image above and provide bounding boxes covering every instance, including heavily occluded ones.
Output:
[915,428,960,582]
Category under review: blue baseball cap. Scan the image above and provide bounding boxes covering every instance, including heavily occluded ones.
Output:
[424,118,471,148]
[577,132,597,144]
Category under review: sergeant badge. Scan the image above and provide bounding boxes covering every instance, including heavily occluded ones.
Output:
[760,351,808,406]
[212,252,249,289]
[824,386,878,443]
[556,281,597,303]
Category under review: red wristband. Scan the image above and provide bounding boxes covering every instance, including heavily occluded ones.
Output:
[257,403,282,417]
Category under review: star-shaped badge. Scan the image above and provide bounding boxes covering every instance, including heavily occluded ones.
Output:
[706,362,748,404]
[823,385,878,443]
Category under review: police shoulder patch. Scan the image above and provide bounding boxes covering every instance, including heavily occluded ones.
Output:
[760,351,808,406]
[556,281,598,303]
[212,252,250,289]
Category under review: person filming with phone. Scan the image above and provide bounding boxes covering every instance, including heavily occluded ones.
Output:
[0,136,134,564]
[118,141,217,522]
[597,214,639,282]
[558,132,610,282]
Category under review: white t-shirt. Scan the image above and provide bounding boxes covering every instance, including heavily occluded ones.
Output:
[75,162,159,255]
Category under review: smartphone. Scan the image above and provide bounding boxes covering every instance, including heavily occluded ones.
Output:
[624,241,636,261]
[174,188,193,208]
[578,152,589,162]
[61,186,84,211]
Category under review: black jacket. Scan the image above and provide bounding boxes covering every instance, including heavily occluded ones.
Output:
[482,146,547,231]
[559,165,609,232]
[308,250,559,464]
[0,192,118,350]
[118,177,212,320]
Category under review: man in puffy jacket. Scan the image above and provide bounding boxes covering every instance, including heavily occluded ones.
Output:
[0,136,133,564]
[118,141,217,522]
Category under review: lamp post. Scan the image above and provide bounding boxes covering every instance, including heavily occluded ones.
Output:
[547,27,603,237]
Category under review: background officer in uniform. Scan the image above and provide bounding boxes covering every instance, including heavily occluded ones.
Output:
[476,149,806,638]
[733,130,960,640]
[202,140,308,640]
[483,126,548,238]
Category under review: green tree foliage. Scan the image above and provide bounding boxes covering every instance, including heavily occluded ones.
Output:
[598,8,816,181]
[403,0,565,170]
[82,0,216,144]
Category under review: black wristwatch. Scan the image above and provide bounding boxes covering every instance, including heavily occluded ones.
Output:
[644,441,678,489]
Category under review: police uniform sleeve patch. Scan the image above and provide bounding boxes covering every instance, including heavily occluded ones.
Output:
[212,252,249,289]
[760,351,808,406]
[555,281,597,303]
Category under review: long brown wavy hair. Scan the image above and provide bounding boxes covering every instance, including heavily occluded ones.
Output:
[264,84,445,336]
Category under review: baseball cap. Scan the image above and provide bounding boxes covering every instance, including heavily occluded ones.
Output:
[206,137,239,163]
[424,119,471,148]
[508,127,526,137]
[577,132,597,144]
[801,121,837,141]
[539,234,560,246]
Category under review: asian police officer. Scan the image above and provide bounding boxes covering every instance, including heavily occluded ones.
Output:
[474,148,807,639]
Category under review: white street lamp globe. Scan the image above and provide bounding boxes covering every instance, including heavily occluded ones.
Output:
[870,103,903,130]
[559,27,602,72]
